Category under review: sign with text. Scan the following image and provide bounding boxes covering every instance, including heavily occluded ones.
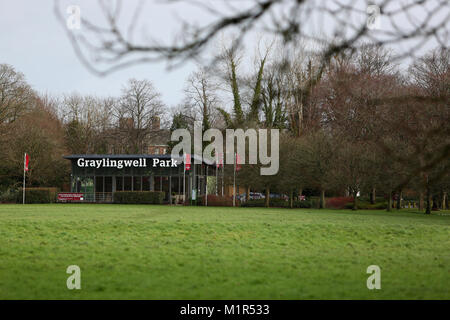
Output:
[58,193,84,202]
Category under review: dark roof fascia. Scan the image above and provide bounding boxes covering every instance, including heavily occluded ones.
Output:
[63,154,215,165]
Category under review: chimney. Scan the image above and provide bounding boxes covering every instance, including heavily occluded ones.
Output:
[152,116,160,130]
[119,117,134,129]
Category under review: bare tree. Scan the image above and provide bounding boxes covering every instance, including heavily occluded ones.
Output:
[55,0,449,82]
[61,94,116,153]
[115,79,164,153]
[184,67,220,130]
[0,64,34,126]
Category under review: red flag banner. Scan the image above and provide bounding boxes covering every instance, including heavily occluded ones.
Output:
[236,153,242,171]
[184,153,191,171]
[24,153,30,172]
[217,152,224,168]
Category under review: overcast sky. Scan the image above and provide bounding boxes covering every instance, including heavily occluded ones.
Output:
[0,0,447,109]
[0,0,211,107]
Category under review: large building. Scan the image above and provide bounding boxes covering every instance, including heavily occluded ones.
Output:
[64,154,216,203]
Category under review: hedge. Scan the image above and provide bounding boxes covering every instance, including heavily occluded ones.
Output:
[113,191,165,204]
[0,189,18,203]
[344,200,388,210]
[326,197,354,209]
[241,198,312,208]
[198,195,235,207]
[16,188,58,204]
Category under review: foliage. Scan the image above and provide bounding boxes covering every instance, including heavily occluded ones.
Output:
[113,191,165,204]
[326,197,354,209]
[0,189,18,203]
[217,48,269,128]
[0,93,70,191]
[344,200,388,210]
[15,187,58,204]
[199,195,235,207]
[167,112,191,152]
[241,198,313,208]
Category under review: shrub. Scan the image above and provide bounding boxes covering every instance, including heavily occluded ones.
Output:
[241,199,288,207]
[344,202,355,209]
[292,200,312,208]
[371,202,387,209]
[344,200,388,210]
[326,197,354,209]
[189,196,204,206]
[241,199,265,207]
[270,198,289,207]
[113,191,165,204]
[16,188,58,204]
[309,197,320,208]
[0,189,18,203]
[241,198,289,208]
[200,195,234,206]
[241,198,311,208]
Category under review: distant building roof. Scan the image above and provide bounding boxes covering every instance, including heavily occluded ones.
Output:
[147,129,170,146]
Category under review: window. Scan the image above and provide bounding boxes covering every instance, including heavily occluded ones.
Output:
[133,176,142,191]
[105,177,112,193]
[116,176,123,191]
[124,176,132,191]
[95,176,103,193]
[142,177,150,191]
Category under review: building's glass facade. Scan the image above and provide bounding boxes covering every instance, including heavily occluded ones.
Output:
[65,155,215,203]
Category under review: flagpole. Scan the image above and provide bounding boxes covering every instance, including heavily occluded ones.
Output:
[205,166,208,207]
[23,153,26,205]
[221,155,224,196]
[233,152,236,207]
[215,155,218,196]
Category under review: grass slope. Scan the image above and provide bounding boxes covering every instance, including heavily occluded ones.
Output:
[0,204,448,299]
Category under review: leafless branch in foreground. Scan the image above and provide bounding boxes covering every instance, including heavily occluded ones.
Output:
[54,0,450,77]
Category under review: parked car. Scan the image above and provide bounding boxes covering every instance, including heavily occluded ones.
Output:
[250,192,265,199]
[269,193,288,200]
[238,192,265,200]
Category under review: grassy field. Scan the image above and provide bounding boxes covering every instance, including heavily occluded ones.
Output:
[0,204,448,299]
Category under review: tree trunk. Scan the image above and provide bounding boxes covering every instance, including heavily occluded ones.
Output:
[298,188,302,201]
[432,194,439,211]
[387,191,392,212]
[265,188,270,208]
[425,186,431,215]
[396,190,402,210]
[419,192,424,211]
[370,187,376,204]
[246,186,250,202]
[442,192,447,210]
[319,189,326,209]
[289,190,293,208]
[352,191,358,210]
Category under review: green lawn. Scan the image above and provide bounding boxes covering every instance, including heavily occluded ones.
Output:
[0,204,448,299]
